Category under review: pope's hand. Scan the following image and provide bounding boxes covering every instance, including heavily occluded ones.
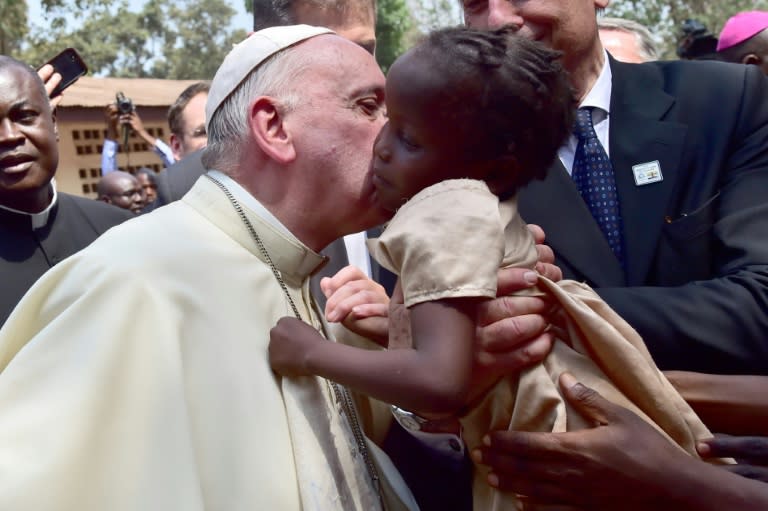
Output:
[322,266,390,346]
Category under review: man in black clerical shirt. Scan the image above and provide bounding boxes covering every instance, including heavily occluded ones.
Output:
[0,56,131,326]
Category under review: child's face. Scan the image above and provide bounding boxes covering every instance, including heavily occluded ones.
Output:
[372,50,485,212]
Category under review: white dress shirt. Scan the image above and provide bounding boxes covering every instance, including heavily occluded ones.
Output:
[558,51,614,173]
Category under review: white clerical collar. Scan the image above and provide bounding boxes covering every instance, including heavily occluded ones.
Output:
[0,179,58,229]
[579,50,613,120]
[206,170,295,240]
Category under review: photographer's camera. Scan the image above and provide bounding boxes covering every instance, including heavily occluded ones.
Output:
[115,92,134,115]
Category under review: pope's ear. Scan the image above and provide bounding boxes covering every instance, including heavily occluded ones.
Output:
[249,96,296,164]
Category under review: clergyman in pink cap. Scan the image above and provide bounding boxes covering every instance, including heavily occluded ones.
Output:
[717,10,768,74]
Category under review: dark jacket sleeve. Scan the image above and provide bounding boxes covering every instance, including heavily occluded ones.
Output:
[66,194,133,234]
[152,150,206,208]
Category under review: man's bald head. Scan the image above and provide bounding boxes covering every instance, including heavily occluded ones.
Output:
[97,171,145,214]
[0,56,59,213]
[0,56,48,104]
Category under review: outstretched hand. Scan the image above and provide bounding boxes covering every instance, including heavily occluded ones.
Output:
[472,372,693,510]
[699,434,768,483]
[269,317,325,378]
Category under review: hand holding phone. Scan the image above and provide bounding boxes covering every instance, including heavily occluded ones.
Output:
[38,48,88,99]
[37,64,63,108]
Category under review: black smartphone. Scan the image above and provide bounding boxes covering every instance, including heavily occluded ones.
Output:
[41,48,88,98]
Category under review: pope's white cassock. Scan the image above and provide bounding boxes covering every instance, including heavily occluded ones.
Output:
[0,171,415,511]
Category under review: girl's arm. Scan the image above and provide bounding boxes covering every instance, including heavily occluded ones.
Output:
[269,297,478,416]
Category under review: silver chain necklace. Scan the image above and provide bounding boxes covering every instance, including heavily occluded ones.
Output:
[204,174,383,505]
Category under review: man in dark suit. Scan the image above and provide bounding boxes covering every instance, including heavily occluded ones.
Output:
[463,0,768,375]
[150,83,209,207]
[1,57,132,326]
[151,149,203,209]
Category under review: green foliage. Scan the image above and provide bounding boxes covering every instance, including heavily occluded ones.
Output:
[410,0,461,32]
[0,0,28,55]
[376,0,463,72]
[15,0,452,79]
[18,1,121,69]
[24,0,760,80]
[20,0,245,78]
[151,0,246,79]
[376,0,414,72]
[605,0,768,58]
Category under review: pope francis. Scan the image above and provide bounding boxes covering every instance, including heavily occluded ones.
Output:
[0,25,416,511]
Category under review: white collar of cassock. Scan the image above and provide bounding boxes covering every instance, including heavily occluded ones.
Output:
[0,178,58,229]
[207,170,296,240]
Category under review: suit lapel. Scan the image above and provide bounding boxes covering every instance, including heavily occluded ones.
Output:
[521,58,690,287]
[519,160,625,287]
[609,59,687,285]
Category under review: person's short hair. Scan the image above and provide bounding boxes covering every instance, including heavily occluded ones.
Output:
[676,19,719,60]
[598,17,659,61]
[415,26,574,192]
[135,166,157,184]
[202,44,312,170]
[252,0,376,31]
[252,0,295,28]
[96,170,135,197]
[167,81,210,137]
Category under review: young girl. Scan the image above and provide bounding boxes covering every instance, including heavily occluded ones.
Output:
[270,27,715,511]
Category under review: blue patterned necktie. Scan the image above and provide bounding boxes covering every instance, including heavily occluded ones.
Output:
[571,107,625,267]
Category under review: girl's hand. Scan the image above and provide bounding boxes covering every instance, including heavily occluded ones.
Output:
[269,317,325,377]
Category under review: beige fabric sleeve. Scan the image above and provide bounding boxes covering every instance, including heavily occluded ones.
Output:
[368,179,505,308]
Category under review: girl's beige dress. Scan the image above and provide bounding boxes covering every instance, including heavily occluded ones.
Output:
[369,179,716,511]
